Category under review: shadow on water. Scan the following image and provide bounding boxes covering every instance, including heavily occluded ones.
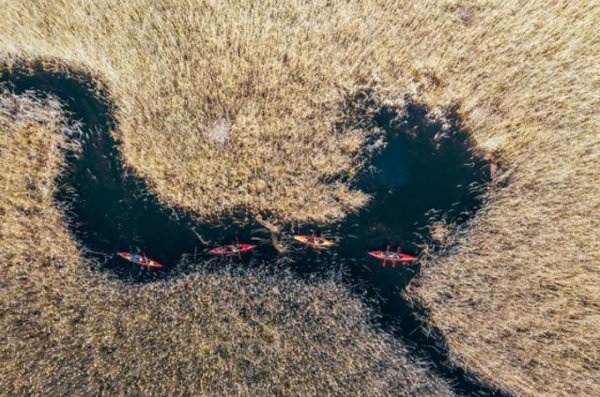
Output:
[0,64,510,397]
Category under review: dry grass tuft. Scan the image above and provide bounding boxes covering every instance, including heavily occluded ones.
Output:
[1,1,599,396]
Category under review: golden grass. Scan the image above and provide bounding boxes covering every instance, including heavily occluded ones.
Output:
[1,1,599,396]
[411,126,600,396]
[0,91,453,395]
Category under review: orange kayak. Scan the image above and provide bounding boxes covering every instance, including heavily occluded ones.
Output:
[368,251,417,263]
[293,235,335,248]
[117,252,164,268]
[209,244,256,255]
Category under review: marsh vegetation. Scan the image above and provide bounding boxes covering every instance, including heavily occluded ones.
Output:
[1,1,599,396]
[2,65,500,396]
[1,88,459,396]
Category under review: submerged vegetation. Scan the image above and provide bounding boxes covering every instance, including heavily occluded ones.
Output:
[1,1,599,396]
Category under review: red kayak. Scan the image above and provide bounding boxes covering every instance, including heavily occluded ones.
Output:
[209,243,256,255]
[368,251,417,263]
[117,252,164,268]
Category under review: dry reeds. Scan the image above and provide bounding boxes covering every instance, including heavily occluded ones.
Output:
[1,1,599,396]
[0,90,452,395]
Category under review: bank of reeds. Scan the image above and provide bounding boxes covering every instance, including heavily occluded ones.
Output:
[0,90,453,395]
[1,1,599,396]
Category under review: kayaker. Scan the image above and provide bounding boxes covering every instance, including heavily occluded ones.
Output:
[395,246,402,259]
[384,244,393,257]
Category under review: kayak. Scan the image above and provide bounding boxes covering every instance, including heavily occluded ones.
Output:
[209,244,256,255]
[117,252,164,268]
[368,251,417,263]
[293,235,335,248]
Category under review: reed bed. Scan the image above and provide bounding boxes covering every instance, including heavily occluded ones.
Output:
[1,1,599,396]
[0,90,453,395]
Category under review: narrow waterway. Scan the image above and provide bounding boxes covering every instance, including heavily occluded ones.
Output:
[1,64,510,397]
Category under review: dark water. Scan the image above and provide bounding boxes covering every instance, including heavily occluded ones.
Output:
[1,65,510,397]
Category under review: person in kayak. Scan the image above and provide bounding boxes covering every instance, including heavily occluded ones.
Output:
[395,245,402,260]
[382,245,403,260]
[134,252,149,264]
[307,231,321,244]
[383,245,393,258]
[222,243,239,254]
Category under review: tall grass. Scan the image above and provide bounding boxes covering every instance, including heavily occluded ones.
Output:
[1,1,599,396]
[0,90,453,395]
